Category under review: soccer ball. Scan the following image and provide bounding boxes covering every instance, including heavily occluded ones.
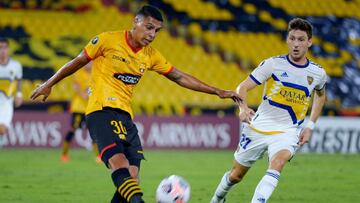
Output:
[156,175,191,203]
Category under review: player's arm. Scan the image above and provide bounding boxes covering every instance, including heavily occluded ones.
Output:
[235,77,258,123]
[299,87,326,146]
[164,68,242,102]
[31,51,90,102]
[14,79,22,107]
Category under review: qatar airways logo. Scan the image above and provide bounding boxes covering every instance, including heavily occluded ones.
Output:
[279,89,307,105]
[113,73,141,85]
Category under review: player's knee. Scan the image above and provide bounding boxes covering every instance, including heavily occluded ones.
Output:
[129,166,139,182]
[229,170,245,183]
[270,158,287,171]
[108,153,130,170]
[0,124,8,135]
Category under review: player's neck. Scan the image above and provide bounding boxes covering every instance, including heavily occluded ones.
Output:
[0,57,9,65]
[127,30,142,49]
[288,54,307,66]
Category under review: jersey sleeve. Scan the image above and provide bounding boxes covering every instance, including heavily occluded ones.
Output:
[315,69,327,90]
[249,58,273,85]
[84,33,107,60]
[148,48,173,75]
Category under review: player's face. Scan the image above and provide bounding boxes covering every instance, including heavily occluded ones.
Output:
[133,15,163,47]
[0,42,9,61]
[286,29,312,62]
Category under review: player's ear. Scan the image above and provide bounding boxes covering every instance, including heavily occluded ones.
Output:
[307,38,312,48]
[134,15,143,25]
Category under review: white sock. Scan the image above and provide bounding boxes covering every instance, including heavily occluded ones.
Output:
[251,169,280,203]
[211,171,235,202]
[0,136,3,148]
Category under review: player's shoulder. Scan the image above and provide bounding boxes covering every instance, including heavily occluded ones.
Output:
[271,54,287,60]
[9,58,22,68]
[308,59,327,75]
[257,55,284,67]
[270,54,288,63]
[96,30,124,41]
[308,60,324,69]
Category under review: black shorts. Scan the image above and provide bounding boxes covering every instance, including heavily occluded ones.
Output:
[86,107,144,168]
[71,112,86,129]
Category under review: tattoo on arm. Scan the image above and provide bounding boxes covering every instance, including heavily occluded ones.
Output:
[166,68,183,82]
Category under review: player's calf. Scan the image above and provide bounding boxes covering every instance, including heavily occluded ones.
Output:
[111,168,144,203]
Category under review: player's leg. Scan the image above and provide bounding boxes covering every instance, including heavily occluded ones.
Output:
[211,127,267,203]
[211,161,250,203]
[87,109,144,203]
[0,124,7,147]
[111,122,145,203]
[111,159,142,203]
[250,132,299,203]
[0,101,13,147]
[61,113,81,161]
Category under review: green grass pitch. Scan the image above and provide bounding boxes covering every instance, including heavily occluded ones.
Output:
[0,149,359,203]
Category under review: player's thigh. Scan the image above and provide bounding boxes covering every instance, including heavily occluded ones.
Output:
[0,101,13,133]
[234,126,268,167]
[86,110,128,167]
[267,131,299,163]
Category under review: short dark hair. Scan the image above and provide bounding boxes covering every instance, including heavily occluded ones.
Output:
[288,18,313,39]
[0,37,9,44]
[136,5,163,22]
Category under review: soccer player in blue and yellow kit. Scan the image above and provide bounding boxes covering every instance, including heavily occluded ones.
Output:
[0,38,22,147]
[210,18,327,203]
[31,5,242,203]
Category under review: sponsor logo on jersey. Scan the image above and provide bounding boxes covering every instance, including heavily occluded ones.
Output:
[139,63,146,73]
[279,89,306,104]
[307,76,314,85]
[113,73,141,85]
[112,55,130,64]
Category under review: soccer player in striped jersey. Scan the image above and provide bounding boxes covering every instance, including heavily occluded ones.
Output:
[210,18,327,203]
[0,38,22,147]
[31,5,242,203]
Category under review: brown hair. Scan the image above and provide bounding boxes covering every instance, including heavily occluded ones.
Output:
[288,18,313,39]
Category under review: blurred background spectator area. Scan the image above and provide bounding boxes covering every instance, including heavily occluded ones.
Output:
[1,0,359,116]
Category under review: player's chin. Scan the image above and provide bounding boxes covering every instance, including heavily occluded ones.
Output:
[142,40,151,46]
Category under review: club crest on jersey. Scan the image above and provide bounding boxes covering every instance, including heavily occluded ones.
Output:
[91,36,99,45]
[139,63,146,73]
[113,73,141,85]
[307,76,314,85]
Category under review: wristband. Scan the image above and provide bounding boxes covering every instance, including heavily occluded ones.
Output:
[16,92,23,97]
[306,120,315,130]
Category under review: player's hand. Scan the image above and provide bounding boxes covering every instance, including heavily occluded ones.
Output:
[30,83,52,102]
[299,128,312,146]
[215,90,243,103]
[238,106,255,124]
[14,94,23,107]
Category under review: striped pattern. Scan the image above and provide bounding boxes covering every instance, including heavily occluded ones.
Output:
[266,171,280,180]
[118,178,143,202]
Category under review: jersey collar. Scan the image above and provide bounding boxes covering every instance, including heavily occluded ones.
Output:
[286,54,309,68]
